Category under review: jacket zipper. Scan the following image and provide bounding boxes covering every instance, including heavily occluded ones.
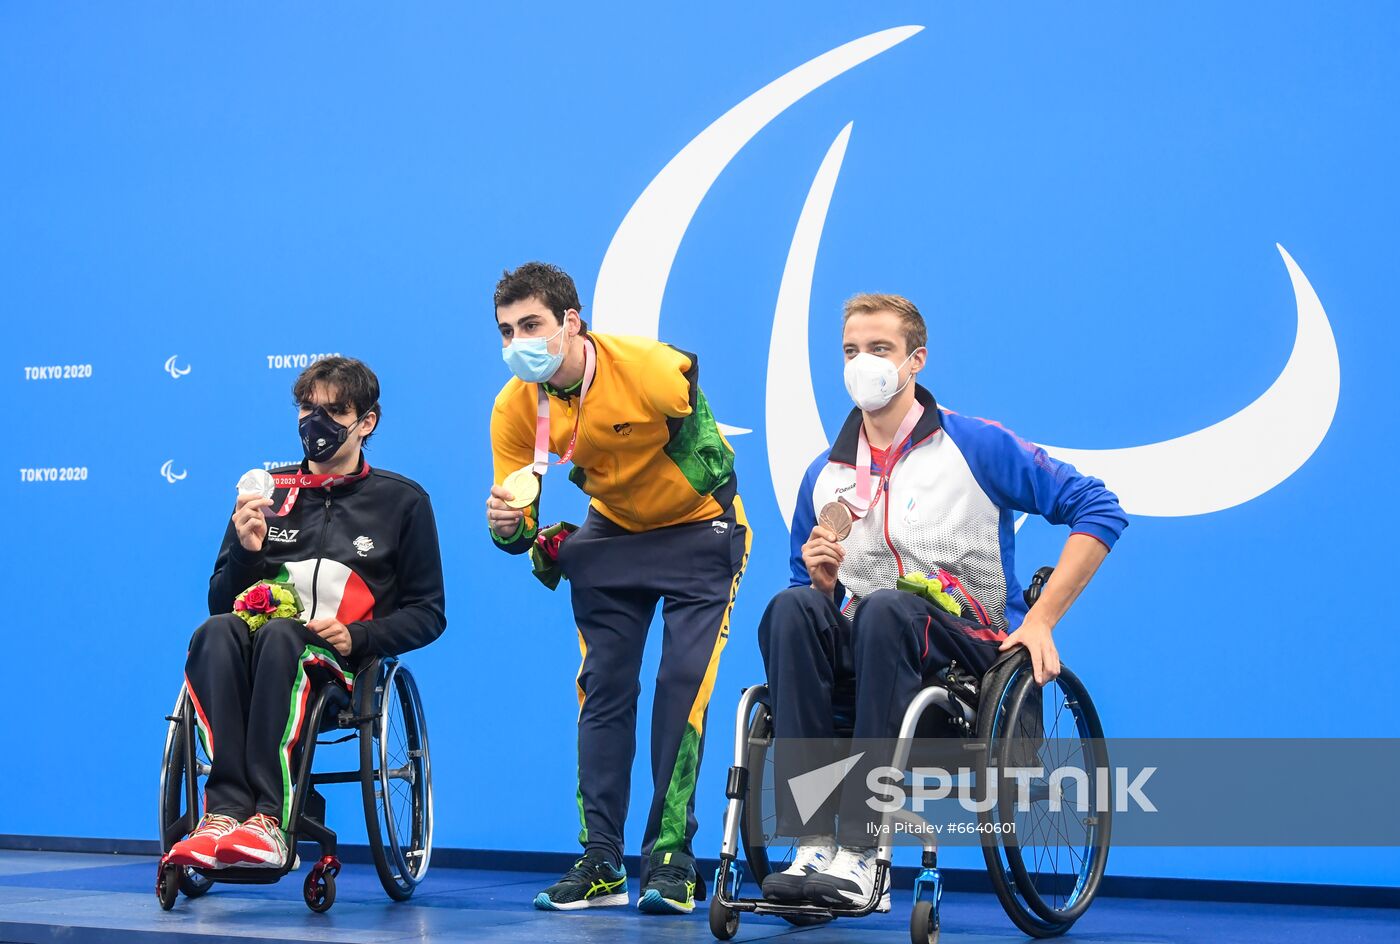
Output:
[941,569,989,626]
[880,474,905,577]
[310,495,331,619]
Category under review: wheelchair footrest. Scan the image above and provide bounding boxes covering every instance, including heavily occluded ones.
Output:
[752,901,835,918]
[193,864,294,885]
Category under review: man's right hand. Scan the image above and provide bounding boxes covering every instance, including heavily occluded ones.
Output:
[801,524,844,595]
[486,485,524,538]
[233,493,272,552]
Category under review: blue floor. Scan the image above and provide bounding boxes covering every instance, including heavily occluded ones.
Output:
[0,850,1395,943]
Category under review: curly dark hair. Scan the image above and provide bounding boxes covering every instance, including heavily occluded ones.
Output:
[292,356,381,445]
[494,261,589,333]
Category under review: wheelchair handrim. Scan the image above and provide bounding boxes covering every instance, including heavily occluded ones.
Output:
[989,661,1110,927]
[157,686,215,896]
[738,701,788,881]
[157,686,187,849]
[375,662,433,884]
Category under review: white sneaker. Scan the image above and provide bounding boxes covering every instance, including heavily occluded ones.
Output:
[760,836,836,902]
[802,845,891,911]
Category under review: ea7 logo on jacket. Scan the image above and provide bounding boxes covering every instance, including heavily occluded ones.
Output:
[268,527,300,544]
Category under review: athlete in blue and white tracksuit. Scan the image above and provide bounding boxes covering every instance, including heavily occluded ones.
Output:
[760,384,1127,845]
[757,293,1127,909]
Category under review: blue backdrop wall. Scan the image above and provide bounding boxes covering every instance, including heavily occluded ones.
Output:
[4,2,1398,887]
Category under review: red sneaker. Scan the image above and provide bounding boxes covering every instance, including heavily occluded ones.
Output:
[166,813,239,869]
[214,813,289,869]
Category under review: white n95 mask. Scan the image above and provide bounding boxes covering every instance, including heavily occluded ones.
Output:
[843,350,918,411]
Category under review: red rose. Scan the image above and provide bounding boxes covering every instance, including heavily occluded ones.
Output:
[535,529,570,563]
[241,583,275,613]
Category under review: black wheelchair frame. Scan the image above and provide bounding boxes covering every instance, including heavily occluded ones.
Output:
[156,655,433,913]
[708,567,1113,942]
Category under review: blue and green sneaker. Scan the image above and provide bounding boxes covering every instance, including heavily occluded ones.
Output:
[638,850,698,914]
[534,851,629,911]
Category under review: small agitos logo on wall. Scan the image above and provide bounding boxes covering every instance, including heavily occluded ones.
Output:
[164,355,191,378]
[160,460,187,483]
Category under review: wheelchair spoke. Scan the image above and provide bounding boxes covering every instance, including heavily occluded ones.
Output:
[999,670,1102,916]
[367,665,432,887]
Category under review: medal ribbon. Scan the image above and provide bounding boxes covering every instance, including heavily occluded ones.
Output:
[268,463,372,517]
[849,401,924,518]
[532,338,597,475]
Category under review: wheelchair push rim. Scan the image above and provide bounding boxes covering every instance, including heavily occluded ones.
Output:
[157,685,214,899]
[361,659,433,899]
[737,701,834,927]
[978,652,1111,934]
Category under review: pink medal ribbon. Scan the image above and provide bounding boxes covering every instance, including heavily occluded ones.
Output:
[848,401,924,518]
[533,339,597,475]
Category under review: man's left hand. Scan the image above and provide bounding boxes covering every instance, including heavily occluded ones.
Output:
[307,618,352,658]
[997,616,1060,686]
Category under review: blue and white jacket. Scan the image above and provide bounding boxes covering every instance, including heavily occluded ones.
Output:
[790,386,1127,632]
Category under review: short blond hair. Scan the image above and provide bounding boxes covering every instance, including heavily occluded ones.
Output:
[842,293,927,354]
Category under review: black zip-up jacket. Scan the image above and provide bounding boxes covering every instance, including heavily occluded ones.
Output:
[208,459,446,663]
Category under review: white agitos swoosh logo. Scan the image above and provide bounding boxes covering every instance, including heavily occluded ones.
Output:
[788,751,865,826]
[595,25,1341,522]
[595,26,924,437]
[160,459,187,483]
[164,354,191,379]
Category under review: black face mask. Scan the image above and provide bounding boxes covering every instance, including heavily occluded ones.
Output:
[299,405,365,463]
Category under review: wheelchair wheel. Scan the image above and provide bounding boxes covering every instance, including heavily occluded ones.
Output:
[157,686,214,900]
[910,897,940,944]
[709,892,740,939]
[303,862,336,913]
[360,660,433,901]
[738,701,831,927]
[977,650,1111,937]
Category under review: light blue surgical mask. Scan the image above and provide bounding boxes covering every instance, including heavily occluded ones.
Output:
[502,322,566,383]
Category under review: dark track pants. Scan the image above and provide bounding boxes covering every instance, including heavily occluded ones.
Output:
[758,586,1003,845]
[557,498,751,875]
[184,614,353,824]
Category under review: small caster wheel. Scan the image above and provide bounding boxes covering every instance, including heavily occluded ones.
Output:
[179,867,213,899]
[910,898,940,944]
[156,862,180,911]
[304,866,336,913]
[708,893,739,940]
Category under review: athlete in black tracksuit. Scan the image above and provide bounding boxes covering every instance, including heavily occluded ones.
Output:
[167,357,447,874]
[188,460,447,828]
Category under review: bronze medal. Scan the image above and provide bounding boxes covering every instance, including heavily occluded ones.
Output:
[818,500,853,541]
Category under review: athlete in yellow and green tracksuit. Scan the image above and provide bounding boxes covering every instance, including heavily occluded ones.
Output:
[488,265,750,913]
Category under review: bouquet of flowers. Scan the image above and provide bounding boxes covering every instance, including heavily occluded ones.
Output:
[530,520,578,591]
[233,580,304,632]
[896,569,970,620]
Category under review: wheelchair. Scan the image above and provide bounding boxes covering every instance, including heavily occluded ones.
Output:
[709,567,1111,942]
[156,656,433,913]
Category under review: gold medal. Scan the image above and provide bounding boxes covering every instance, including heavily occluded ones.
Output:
[502,467,540,509]
[818,500,853,541]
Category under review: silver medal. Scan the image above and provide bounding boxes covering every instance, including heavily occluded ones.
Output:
[236,468,275,501]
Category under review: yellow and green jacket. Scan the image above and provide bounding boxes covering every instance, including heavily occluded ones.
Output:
[489,333,737,552]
